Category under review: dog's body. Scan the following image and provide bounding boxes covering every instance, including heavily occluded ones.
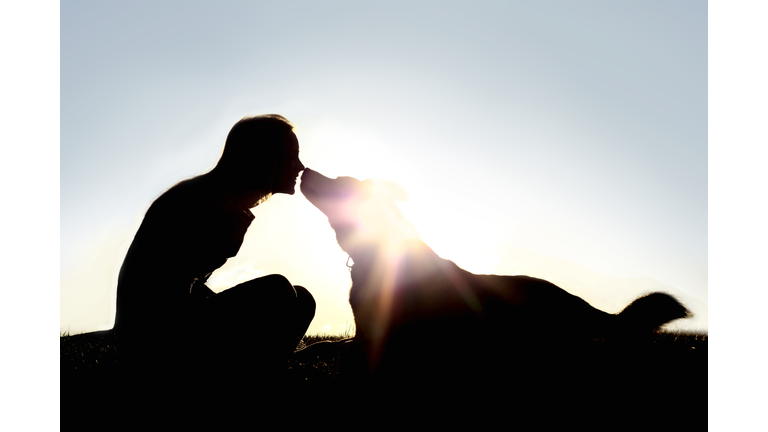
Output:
[300,168,691,379]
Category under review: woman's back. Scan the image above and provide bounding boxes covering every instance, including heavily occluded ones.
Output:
[113,175,254,334]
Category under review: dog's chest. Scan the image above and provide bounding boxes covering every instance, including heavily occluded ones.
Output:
[348,254,482,326]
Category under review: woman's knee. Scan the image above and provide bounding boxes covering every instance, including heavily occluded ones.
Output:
[210,275,314,321]
[255,273,293,290]
[293,285,316,318]
[232,274,296,300]
[244,276,315,310]
[293,285,315,307]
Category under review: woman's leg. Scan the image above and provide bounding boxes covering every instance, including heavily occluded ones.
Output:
[290,285,316,349]
[193,274,316,365]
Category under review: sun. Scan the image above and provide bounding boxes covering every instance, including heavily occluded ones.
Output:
[397,196,502,275]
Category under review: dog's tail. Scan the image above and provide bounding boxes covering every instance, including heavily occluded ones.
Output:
[615,292,692,333]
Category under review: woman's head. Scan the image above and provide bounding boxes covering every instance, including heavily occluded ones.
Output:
[213,114,305,205]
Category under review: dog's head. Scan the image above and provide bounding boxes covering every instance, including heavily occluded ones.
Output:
[300,168,419,260]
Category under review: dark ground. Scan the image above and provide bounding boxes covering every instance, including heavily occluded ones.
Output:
[61,330,707,430]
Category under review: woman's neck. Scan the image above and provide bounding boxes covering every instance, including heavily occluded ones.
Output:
[203,169,265,209]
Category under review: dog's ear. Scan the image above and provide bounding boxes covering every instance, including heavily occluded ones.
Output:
[367,179,409,202]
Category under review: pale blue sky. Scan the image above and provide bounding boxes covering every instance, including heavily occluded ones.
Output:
[61,1,708,335]
[15,1,768,430]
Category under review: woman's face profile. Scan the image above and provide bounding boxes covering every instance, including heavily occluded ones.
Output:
[270,131,305,195]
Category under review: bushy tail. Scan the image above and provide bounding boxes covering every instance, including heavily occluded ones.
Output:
[616,292,692,333]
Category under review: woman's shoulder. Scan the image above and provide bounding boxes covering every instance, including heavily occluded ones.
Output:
[139,177,222,230]
[153,175,220,209]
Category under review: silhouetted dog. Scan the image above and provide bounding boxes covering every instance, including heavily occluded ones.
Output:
[300,168,691,383]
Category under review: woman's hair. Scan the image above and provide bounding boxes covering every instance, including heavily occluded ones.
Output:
[213,114,295,206]
[218,114,294,165]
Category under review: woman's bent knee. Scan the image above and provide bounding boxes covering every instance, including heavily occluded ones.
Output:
[226,274,296,302]
[204,276,315,327]
[293,285,316,309]
[258,273,292,287]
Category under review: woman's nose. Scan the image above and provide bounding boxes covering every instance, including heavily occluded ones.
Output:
[297,158,306,172]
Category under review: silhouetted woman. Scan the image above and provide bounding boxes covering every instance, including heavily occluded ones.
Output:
[113,114,315,383]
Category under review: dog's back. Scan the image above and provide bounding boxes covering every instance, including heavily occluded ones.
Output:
[347,228,691,382]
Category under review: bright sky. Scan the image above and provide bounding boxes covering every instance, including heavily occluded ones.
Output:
[61,1,709,337]
[3,0,767,430]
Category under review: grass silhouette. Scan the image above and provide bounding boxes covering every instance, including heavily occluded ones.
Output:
[61,329,707,429]
[60,329,706,373]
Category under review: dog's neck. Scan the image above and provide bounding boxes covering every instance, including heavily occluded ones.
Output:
[346,237,430,275]
[344,244,381,272]
[337,223,420,267]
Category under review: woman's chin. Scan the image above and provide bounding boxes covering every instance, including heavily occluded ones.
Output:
[274,185,296,195]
